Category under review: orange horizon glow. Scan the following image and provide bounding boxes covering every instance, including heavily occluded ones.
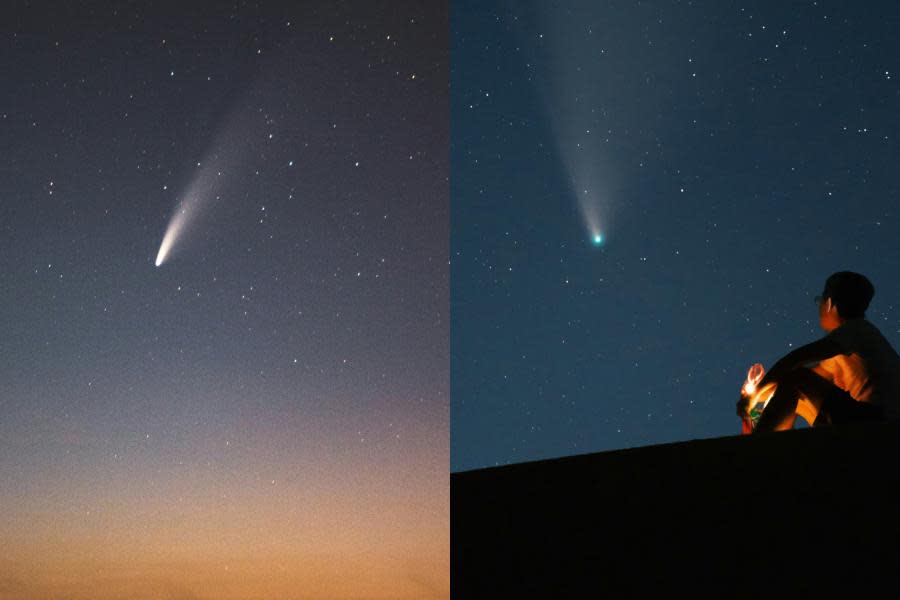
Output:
[1,407,448,599]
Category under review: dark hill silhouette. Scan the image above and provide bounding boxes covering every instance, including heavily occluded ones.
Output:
[452,421,900,597]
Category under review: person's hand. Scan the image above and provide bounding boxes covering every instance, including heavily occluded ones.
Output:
[736,393,750,419]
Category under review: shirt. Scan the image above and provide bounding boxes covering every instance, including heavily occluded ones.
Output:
[816,318,900,419]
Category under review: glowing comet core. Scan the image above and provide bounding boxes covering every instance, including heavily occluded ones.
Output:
[155,208,188,267]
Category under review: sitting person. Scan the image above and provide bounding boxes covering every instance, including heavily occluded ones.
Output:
[737,271,900,432]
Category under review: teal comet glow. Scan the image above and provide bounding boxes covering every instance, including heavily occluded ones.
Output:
[592,233,604,246]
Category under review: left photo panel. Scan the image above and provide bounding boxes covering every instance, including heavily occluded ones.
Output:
[0,3,448,598]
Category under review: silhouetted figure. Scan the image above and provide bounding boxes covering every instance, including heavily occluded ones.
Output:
[738,272,900,432]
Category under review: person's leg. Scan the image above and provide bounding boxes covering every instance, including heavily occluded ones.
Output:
[820,391,885,424]
[753,382,800,432]
[796,395,821,427]
[754,368,843,433]
[791,369,886,425]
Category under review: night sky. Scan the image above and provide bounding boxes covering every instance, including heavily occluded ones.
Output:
[452,1,900,472]
[1,3,447,598]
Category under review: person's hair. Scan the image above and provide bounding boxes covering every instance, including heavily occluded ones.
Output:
[824,271,874,319]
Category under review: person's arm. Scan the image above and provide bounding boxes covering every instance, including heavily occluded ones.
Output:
[758,337,844,388]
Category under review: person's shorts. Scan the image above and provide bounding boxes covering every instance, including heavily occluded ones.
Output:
[817,390,886,426]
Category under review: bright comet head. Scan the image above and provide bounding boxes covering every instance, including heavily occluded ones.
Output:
[592,233,604,246]
[155,230,173,267]
[154,209,187,267]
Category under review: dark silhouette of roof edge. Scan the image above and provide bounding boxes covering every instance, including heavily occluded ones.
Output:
[452,421,900,597]
[453,429,752,476]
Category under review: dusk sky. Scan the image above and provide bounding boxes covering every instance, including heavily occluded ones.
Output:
[1,3,447,598]
[6,0,900,593]
[452,1,900,471]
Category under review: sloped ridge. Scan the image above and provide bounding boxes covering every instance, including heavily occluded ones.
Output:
[452,421,900,597]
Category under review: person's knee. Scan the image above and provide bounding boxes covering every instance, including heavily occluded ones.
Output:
[789,368,836,404]
[771,371,803,398]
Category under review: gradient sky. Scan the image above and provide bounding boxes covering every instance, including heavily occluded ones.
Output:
[452,1,900,471]
[1,3,447,598]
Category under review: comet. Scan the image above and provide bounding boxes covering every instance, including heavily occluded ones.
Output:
[154,173,212,267]
[508,4,618,249]
[153,71,281,267]
[154,118,247,267]
[155,206,189,267]
[580,188,607,248]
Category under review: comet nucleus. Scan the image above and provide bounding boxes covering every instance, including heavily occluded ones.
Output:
[154,206,189,267]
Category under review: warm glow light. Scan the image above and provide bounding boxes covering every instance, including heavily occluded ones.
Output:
[742,362,765,397]
[1,417,450,599]
[747,381,777,413]
[742,363,776,428]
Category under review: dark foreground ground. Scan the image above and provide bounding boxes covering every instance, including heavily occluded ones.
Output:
[452,421,900,597]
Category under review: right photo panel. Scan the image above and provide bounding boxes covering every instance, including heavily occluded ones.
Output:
[452,1,900,596]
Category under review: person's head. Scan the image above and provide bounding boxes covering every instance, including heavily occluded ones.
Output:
[816,271,874,330]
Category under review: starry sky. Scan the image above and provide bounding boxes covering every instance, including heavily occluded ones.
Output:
[452,1,900,472]
[1,3,447,598]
